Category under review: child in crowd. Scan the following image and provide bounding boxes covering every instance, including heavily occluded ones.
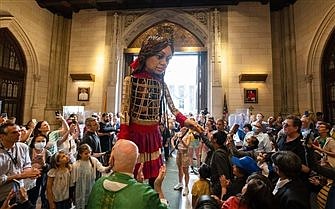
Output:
[173,127,192,196]
[71,144,111,209]
[57,121,78,163]
[47,150,72,209]
[256,152,270,177]
[27,134,52,209]
[191,163,211,209]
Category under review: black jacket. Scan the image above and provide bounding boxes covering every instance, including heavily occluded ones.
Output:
[81,131,102,161]
[201,133,232,197]
[98,122,117,152]
[275,179,310,209]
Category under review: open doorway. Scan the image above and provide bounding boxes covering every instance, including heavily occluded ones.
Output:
[124,51,207,115]
[165,54,198,115]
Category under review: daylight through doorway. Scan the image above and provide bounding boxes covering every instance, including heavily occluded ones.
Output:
[165,54,198,115]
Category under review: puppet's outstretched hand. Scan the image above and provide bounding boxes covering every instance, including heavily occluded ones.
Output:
[184,119,204,134]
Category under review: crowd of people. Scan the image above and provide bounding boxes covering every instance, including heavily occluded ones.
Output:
[0,113,119,209]
[164,111,335,209]
[1,111,335,209]
[1,31,335,209]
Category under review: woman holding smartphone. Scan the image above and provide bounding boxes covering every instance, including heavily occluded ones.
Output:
[27,135,51,209]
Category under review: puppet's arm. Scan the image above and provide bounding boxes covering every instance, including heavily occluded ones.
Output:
[164,83,203,133]
[118,76,132,139]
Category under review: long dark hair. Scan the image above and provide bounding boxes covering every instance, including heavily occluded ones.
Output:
[239,173,277,209]
[132,35,174,76]
[132,35,174,129]
[77,143,94,168]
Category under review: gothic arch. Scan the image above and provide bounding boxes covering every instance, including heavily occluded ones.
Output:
[0,16,40,121]
[120,9,210,113]
[306,4,335,113]
[123,9,208,48]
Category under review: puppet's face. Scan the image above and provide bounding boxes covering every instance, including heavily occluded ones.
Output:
[144,46,172,75]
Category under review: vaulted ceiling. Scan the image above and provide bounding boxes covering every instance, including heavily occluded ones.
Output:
[36,0,296,18]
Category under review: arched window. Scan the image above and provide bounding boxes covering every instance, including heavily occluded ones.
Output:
[0,28,26,124]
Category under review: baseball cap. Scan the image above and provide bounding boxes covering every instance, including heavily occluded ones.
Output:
[231,156,260,175]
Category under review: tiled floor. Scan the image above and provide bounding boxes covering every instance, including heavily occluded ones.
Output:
[164,152,198,209]
[179,173,198,209]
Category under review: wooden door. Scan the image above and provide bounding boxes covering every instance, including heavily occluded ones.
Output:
[0,28,26,124]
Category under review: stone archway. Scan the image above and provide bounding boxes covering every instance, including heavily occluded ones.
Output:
[306,4,335,114]
[123,9,208,48]
[120,9,210,113]
[0,16,40,122]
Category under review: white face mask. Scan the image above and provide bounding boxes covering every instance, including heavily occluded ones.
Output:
[34,142,46,150]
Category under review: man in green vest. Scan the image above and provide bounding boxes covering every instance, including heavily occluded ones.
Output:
[87,139,169,209]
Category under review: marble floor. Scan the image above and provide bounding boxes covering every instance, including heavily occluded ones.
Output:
[163,153,198,209]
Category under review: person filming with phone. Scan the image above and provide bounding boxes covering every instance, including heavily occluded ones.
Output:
[0,122,40,207]
[33,111,69,155]
[0,113,7,126]
[1,187,34,209]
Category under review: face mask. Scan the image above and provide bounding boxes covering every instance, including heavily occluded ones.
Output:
[34,142,46,150]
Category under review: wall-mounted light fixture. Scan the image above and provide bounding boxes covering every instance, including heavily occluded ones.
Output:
[239,74,268,83]
[70,73,95,82]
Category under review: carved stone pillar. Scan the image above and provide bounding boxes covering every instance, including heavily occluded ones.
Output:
[31,73,42,119]
[305,74,314,113]
[271,5,299,116]
[45,15,71,125]
[213,9,221,86]
[210,8,226,117]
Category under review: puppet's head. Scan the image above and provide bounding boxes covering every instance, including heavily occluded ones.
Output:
[131,35,174,75]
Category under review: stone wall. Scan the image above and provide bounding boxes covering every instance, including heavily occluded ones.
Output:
[227,2,273,118]
[294,0,335,114]
[67,10,108,115]
[2,0,334,123]
[0,0,53,123]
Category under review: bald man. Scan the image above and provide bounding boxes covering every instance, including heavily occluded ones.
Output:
[87,140,169,209]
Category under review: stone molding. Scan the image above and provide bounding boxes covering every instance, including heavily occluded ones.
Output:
[0,16,40,120]
[306,3,335,113]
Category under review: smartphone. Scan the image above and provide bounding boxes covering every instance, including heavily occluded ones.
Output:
[229,123,240,135]
[1,112,7,118]
[12,179,20,202]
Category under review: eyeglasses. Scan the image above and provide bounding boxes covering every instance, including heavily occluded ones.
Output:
[282,123,292,128]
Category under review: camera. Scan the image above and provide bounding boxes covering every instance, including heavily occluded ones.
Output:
[201,108,209,116]
[195,195,219,209]
[55,111,60,116]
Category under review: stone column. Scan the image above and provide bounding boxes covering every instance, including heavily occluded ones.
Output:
[271,5,299,116]
[45,15,72,126]
[31,73,42,119]
[305,74,314,113]
[106,12,122,113]
[210,8,225,117]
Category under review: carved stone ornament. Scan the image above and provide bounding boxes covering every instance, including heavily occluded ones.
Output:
[128,22,203,48]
